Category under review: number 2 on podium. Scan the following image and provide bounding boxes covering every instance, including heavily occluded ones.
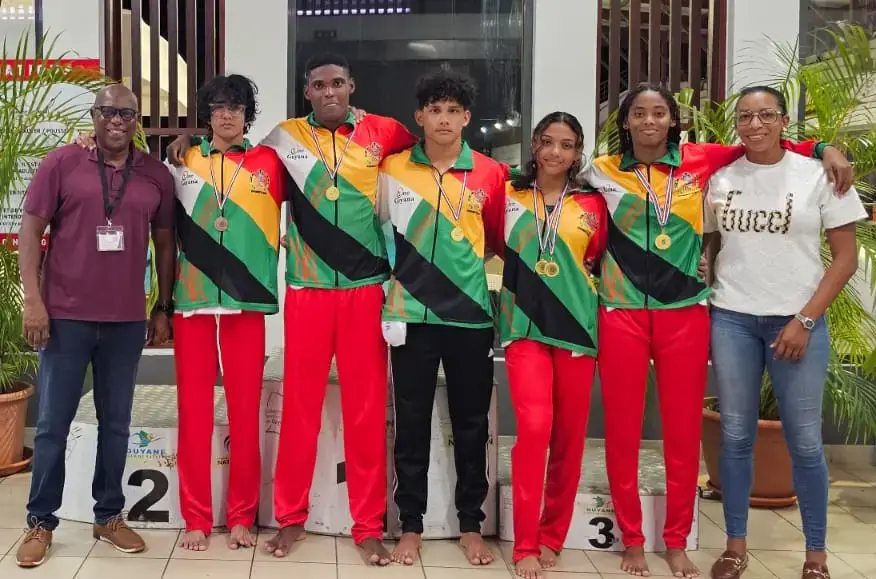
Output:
[127,469,170,523]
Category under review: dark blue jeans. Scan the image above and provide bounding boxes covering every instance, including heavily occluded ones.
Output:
[26,319,146,530]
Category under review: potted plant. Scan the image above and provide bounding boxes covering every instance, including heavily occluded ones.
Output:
[0,31,109,475]
[595,24,876,506]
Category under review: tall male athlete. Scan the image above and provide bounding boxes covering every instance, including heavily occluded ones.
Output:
[258,53,417,564]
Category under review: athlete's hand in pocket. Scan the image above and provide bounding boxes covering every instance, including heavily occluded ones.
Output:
[770,319,811,362]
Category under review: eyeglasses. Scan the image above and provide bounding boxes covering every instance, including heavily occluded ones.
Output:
[736,110,782,126]
[209,103,246,116]
[93,106,138,122]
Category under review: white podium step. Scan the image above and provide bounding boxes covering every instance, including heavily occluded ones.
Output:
[57,385,231,529]
[496,438,699,552]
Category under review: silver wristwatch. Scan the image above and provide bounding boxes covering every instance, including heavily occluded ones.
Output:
[794,313,815,331]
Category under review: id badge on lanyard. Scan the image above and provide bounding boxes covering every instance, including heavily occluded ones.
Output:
[96,149,133,253]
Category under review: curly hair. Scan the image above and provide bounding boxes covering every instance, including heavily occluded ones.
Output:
[415,69,477,110]
[512,111,586,190]
[616,83,681,154]
[197,74,259,137]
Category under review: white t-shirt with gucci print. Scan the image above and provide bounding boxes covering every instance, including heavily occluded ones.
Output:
[704,153,868,316]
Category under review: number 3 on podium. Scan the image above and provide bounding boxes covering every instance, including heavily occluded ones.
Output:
[127,469,170,523]
[588,516,616,549]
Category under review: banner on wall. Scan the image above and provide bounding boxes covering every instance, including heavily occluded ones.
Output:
[0,59,101,249]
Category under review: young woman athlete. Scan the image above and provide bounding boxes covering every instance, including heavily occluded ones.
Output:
[499,111,607,579]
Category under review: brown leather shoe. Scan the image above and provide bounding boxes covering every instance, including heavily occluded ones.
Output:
[93,516,146,553]
[710,550,748,579]
[15,526,53,567]
[803,561,831,579]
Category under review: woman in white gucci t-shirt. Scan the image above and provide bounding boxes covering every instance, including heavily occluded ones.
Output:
[703,86,868,579]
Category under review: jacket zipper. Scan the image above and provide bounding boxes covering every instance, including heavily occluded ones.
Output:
[644,164,651,308]
[331,129,340,288]
[425,171,444,323]
[218,152,225,306]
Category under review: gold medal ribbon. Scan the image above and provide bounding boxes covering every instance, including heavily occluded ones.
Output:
[632,165,675,242]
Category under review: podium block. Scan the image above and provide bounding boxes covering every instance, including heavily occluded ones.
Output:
[57,385,231,529]
[497,439,698,552]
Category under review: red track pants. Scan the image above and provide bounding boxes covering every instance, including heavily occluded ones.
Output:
[174,311,265,534]
[274,285,387,544]
[506,339,596,562]
[597,305,709,550]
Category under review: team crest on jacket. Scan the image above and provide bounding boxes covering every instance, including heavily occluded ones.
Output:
[578,211,599,233]
[364,142,383,167]
[674,171,700,199]
[467,189,486,214]
[250,169,270,194]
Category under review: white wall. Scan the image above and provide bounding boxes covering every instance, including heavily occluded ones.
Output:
[224,0,289,355]
[725,0,800,93]
[41,0,101,59]
[531,0,599,154]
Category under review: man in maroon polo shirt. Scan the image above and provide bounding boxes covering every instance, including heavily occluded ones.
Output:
[15,84,176,568]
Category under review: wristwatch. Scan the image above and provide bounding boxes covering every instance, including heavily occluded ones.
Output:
[794,313,815,330]
[152,301,174,317]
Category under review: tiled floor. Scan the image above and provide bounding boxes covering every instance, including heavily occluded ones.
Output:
[1,464,875,578]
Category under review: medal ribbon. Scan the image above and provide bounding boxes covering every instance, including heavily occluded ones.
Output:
[208,149,246,212]
[632,166,675,230]
[433,170,469,222]
[531,181,570,257]
[311,125,357,182]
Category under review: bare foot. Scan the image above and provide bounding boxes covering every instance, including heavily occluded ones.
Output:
[227,525,256,550]
[179,530,209,551]
[539,545,559,569]
[359,537,391,566]
[460,532,494,566]
[262,525,306,558]
[621,546,650,576]
[667,549,700,578]
[391,532,421,565]
[515,555,544,578]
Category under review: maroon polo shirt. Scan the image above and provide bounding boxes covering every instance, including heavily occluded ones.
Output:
[24,143,175,322]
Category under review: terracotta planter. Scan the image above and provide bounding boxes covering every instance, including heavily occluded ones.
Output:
[702,399,797,508]
[0,382,34,477]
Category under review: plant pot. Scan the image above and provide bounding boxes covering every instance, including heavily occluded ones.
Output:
[702,398,797,508]
[0,381,34,477]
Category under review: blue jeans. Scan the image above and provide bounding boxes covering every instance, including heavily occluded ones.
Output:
[26,319,146,530]
[710,307,830,551]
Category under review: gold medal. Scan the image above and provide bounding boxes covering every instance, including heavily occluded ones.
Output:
[545,262,560,277]
[655,232,672,250]
[214,216,228,232]
[326,186,340,201]
[450,226,465,242]
[535,259,548,275]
